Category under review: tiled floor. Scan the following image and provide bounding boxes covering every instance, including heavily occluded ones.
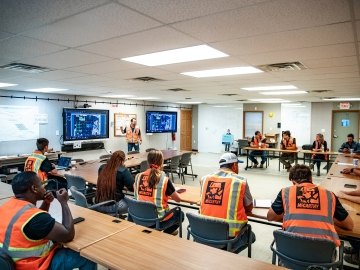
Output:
[96,152,329,269]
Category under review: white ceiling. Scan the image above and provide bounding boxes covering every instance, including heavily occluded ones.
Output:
[0,0,359,104]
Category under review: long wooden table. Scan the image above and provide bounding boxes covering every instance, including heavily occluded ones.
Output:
[0,182,13,199]
[81,225,284,270]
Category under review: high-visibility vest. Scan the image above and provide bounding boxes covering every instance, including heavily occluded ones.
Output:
[282,183,340,246]
[200,170,248,237]
[0,198,58,270]
[281,137,297,150]
[134,169,170,219]
[24,151,47,181]
[126,126,140,143]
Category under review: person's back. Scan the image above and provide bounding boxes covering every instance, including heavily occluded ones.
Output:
[24,138,51,182]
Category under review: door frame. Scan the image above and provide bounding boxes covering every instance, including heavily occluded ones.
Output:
[331,110,360,151]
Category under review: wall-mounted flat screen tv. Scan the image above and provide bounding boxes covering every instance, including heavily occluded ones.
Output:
[63,108,109,141]
[146,111,177,133]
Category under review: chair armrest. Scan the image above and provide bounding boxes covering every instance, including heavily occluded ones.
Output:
[89,200,116,210]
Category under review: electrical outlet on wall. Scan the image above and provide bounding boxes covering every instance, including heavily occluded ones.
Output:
[73,141,82,149]
[55,130,59,136]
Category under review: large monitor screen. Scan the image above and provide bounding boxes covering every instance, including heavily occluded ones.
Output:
[63,108,109,141]
[146,111,177,133]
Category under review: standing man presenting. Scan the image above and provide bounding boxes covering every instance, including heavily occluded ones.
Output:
[120,118,142,152]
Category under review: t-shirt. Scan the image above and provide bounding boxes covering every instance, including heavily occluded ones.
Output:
[98,164,134,201]
[271,189,348,221]
[312,140,328,159]
[39,157,54,173]
[23,212,55,240]
[338,141,359,153]
[165,179,176,197]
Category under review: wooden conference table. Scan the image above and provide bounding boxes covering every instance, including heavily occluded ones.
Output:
[59,150,188,185]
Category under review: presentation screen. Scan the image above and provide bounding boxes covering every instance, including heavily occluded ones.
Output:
[63,108,109,141]
[146,111,177,133]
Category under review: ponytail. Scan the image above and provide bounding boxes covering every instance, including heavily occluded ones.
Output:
[147,150,164,188]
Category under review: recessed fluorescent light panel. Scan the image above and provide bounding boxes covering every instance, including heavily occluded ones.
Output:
[182,67,262,78]
[242,85,297,91]
[121,45,228,66]
[25,88,68,93]
[0,82,18,87]
[249,98,290,103]
[128,97,160,100]
[322,97,360,101]
[176,101,202,104]
[213,105,233,108]
[260,91,307,95]
[103,94,135,98]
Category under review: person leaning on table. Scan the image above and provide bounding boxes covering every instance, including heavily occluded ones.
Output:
[0,172,96,270]
[338,133,360,153]
[199,153,256,248]
[279,130,297,172]
[267,164,353,247]
[133,149,184,235]
[249,131,268,168]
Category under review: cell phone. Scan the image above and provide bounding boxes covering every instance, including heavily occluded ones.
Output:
[112,219,121,223]
[344,184,357,189]
[142,229,152,234]
[73,217,85,224]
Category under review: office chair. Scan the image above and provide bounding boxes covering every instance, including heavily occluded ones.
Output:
[163,155,182,183]
[69,186,118,217]
[178,152,195,184]
[271,230,343,270]
[126,197,183,238]
[139,160,149,172]
[186,212,253,257]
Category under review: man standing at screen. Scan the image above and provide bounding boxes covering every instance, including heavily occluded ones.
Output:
[121,118,142,152]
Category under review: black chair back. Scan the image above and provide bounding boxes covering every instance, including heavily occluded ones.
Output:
[0,249,14,270]
[126,197,159,227]
[179,152,192,167]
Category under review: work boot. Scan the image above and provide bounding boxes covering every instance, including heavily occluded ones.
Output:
[253,163,258,168]
[309,163,314,170]
[316,170,320,176]
[259,163,264,168]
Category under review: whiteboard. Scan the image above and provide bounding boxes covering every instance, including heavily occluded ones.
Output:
[0,105,40,142]
[114,113,136,137]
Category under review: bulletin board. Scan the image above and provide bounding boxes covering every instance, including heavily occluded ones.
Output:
[114,113,136,137]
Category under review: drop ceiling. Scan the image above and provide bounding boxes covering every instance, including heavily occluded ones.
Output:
[0,0,359,104]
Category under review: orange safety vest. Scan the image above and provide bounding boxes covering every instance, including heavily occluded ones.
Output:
[281,137,297,150]
[24,151,47,181]
[126,126,140,143]
[282,183,340,246]
[200,170,248,237]
[0,198,58,270]
[134,169,170,219]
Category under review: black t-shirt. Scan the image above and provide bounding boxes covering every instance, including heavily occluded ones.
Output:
[23,212,55,240]
[312,140,328,159]
[165,179,176,197]
[98,164,134,201]
[39,157,54,173]
[271,189,348,221]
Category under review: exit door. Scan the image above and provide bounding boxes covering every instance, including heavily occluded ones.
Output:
[332,110,359,151]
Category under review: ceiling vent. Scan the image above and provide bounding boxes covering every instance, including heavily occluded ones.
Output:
[165,88,189,92]
[235,99,247,102]
[132,76,164,82]
[219,93,238,96]
[0,63,52,73]
[258,61,307,72]
[309,90,332,93]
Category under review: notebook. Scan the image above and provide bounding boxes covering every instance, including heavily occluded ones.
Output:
[56,157,72,170]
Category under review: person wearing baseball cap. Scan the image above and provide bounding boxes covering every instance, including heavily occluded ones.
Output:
[199,153,255,251]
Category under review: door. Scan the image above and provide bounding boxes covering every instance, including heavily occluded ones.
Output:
[332,110,359,151]
[180,110,192,151]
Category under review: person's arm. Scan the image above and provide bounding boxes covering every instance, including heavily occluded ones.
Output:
[122,168,134,192]
[169,191,181,202]
[286,138,297,150]
[312,141,318,151]
[267,191,284,222]
[39,191,54,212]
[250,137,256,148]
[166,180,181,202]
[243,181,253,213]
[138,129,142,143]
[337,189,360,204]
[45,188,74,243]
[334,215,353,231]
[120,127,126,134]
[333,196,354,230]
[341,167,360,175]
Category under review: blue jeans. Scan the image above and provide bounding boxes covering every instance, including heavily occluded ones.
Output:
[128,143,139,152]
[249,150,267,165]
[50,248,96,270]
[224,143,230,152]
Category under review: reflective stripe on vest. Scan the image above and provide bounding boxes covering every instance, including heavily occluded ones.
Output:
[24,151,47,181]
[282,184,340,246]
[0,203,54,261]
[200,170,248,237]
[134,170,169,219]
[126,127,140,143]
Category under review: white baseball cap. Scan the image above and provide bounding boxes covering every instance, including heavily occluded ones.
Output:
[219,153,241,166]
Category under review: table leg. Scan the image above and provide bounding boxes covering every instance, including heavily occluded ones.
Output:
[245,149,249,170]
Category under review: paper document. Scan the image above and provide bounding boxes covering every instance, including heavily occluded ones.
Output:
[337,162,353,166]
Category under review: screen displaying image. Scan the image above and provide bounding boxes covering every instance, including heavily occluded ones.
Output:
[63,108,109,141]
[146,111,177,133]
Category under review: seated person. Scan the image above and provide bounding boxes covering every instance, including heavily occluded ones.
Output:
[279,130,297,171]
[24,138,67,192]
[0,172,96,270]
[267,164,353,247]
[338,133,359,153]
[200,153,256,250]
[133,150,183,235]
[96,150,134,215]
[249,131,267,168]
[309,133,328,176]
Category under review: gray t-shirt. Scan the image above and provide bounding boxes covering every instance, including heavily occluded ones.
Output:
[200,169,253,207]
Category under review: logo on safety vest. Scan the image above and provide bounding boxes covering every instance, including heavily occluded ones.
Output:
[138,175,153,197]
[24,160,34,171]
[296,186,320,210]
[204,181,225,205]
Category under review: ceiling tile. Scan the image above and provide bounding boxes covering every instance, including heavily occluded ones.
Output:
[24,70,87,80]
[172,0,350,42]
[22,49,111,69]
[0,0,109,33]
[79,26,200,58]
[302,56,358,68]
[117,0,271,23]
[66,60,142,74]
[23,2,162,47]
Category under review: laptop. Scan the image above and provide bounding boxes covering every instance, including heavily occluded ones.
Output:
[56,157,72,170]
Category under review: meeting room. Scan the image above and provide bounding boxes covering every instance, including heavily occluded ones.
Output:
[1,0,360,269]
